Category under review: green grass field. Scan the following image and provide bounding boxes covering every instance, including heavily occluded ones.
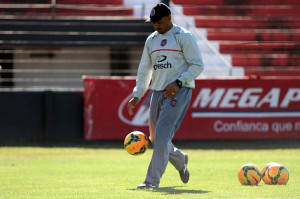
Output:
[0,140,299,199]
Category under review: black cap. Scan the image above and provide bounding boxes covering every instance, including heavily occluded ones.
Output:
[146,3,171,23]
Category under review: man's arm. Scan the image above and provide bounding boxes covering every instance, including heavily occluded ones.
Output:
[133,39,152,99]
[177,33,204,84]
[128,37,152,115]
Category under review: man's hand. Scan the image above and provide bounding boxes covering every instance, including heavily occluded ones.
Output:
[164,81,180,98]
[127,97,140,115]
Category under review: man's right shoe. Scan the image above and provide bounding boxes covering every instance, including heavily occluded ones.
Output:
[179,154,190,183]
[137,181,158,189]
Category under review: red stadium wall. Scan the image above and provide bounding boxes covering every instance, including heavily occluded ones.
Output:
[83,77,300,140]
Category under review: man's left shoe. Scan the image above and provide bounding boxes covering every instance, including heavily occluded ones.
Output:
[179,154,190,183]
[137,181,158,189]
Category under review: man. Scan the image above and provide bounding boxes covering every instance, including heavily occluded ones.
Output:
[127,3,204,189]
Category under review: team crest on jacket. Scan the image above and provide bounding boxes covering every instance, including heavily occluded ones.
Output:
[161,39,167,47]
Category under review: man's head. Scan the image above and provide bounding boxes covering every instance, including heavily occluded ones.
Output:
[146,3,173,34]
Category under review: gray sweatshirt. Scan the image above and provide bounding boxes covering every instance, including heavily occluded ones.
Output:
[133,24,204,98]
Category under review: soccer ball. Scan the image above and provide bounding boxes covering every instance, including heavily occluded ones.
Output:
[124,131,149,156]
[238,163,261,185]
[264,164,289,185]
[261,162,281,184]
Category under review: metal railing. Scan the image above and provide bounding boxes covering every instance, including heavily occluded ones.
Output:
[0,0,240,91]
[0,0,137,20]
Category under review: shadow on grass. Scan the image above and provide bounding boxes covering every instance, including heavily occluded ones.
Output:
[173,139,300,150]
[128,186,210,195]
[2,139,300,150]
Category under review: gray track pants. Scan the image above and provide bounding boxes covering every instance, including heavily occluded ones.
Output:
[145,87,192,186]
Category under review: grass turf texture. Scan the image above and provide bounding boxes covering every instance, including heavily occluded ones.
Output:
[0,140,299,199]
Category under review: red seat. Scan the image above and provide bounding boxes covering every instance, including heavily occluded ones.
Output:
[173,0,300,76]
[0,0,133,17]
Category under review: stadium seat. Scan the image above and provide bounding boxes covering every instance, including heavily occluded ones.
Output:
[0,0,133,16]
[173,0,300,76]
[0,0,152,89]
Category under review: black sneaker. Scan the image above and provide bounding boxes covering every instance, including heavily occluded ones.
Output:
[137,181,158,189]
[179,154,190,183]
